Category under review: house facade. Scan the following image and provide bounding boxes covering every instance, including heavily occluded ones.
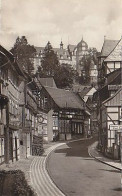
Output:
[39,86,90,141]
[0,49,9,164]
[0,45,45,165]
[97,38,120,88]
[95,37,122,159]
[0,45,26,163]
[101,89,122,158]
[68,38,89,76]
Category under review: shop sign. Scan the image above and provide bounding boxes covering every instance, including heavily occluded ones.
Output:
[37,114,44,124]
[10,117,20,127]
[109,124,122,131]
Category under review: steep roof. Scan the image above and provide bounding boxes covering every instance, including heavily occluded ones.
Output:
[104,38,122,62]
[39,77,57,88]
[34,46,45,54]
[35,46,70,60]
[53,48,70,60]
[101,39,119,57]
[68,44,76,52]
[44,86,84,110]
[0,45,26,78]
[77,39,88,48]
[78,86,93,98]
[106,68,121,84]
[72,84,91,93]
[0,45,14,61]
[103,88,122,106]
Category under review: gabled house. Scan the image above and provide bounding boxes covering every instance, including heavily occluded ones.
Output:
[101,88,122,158]
[97,38,119,87]
[39,86,90,141]
[95,37,122,158]
[104,38,122,74]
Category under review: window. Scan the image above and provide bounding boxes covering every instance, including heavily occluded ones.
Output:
[44,97,48,107]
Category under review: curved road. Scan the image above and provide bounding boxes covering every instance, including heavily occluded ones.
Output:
[47,138,121,196]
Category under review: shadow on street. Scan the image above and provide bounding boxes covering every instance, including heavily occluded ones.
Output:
[54,137,97,157]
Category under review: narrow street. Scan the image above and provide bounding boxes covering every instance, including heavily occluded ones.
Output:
[47,138,121,196]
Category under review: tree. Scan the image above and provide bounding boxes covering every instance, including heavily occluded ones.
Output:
[40,41,59,76]
[54,64,77,89]
[79,47,98,85]
[37,42,76,89]
[10,36,36,75]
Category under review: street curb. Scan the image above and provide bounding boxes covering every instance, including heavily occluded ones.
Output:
[45,137,93,196]
[45,143,66,196]
[88,143,121,172]
[66,136,92,144]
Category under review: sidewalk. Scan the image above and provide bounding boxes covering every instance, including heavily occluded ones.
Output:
[88,141,121,171]
[0,156,35,187]
[0,137,97,196]
[0,142,65,196]
[30,142,66,196]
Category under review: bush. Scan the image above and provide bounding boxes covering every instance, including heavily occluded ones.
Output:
[0,170,36,196]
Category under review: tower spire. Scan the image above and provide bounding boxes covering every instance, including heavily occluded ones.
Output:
[60,39,63,49]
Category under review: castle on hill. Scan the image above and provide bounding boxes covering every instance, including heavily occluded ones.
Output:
[33,38,98,85]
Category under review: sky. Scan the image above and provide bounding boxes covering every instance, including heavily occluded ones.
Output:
[0,0,122,51]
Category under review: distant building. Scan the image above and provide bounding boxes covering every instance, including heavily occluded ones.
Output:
[33,38,98,84]
[33,41,72,73]
[68,38,89,75]
[89,61,98,85]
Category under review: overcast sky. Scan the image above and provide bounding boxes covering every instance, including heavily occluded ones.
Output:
[0,0,122,51]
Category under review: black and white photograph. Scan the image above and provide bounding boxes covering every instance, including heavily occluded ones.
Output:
[0,0,122,195]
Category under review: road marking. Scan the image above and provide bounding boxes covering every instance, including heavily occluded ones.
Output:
[30,143,65,196]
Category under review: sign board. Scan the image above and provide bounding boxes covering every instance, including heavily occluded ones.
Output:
[109,124,122,131]
[10,117,20,127]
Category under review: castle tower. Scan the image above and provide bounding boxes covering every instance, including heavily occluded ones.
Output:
[60,41,63,49]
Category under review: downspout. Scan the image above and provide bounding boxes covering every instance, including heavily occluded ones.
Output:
[5,101,9,165]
